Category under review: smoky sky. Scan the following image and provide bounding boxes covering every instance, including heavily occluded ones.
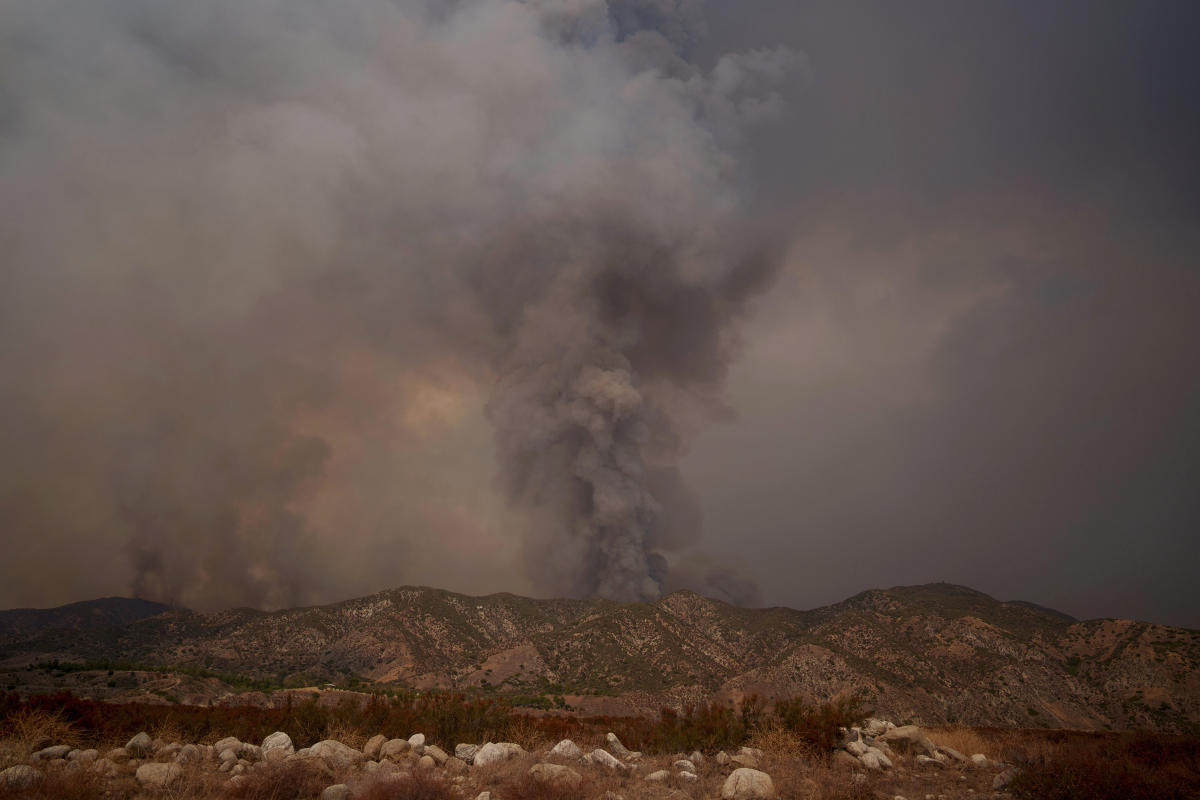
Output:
[2,1,1199,628]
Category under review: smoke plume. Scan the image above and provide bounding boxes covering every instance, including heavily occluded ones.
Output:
[0,0,795,608]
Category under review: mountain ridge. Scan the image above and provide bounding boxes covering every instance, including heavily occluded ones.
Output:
[1,583,1196,734]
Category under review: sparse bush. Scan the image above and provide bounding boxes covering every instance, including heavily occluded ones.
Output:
[228,758,337,800]
[357,770,457,800]
[1009,732,1200,800]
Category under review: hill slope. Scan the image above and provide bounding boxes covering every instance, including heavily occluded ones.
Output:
[1,583,1196,733]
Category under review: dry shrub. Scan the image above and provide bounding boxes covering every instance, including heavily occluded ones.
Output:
[322,719,367,749]
[356,769,455,800]
[925,725,994,758]
[748,721,824,761]
[1008,733,1200,800]
[495,769,587,800]
[804,764,878,800]
[227,758,336,800]
[1,707,84,761]
[0,765,103,800]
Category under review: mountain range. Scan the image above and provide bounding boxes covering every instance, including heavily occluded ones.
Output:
[1,583,1197,733]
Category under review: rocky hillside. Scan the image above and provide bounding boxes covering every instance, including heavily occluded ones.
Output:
[0,597,171,640]
[1,584,1197,733]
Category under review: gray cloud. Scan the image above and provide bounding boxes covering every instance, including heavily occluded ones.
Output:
[0,0,793,609]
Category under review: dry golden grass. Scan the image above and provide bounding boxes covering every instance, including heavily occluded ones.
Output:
[747,721,824,762]
[925,725,994,758]
[322,720,367,750]
[0,707,84,766]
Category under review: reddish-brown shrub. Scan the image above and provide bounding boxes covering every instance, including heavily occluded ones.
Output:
[227,759,335,800]
[355,769,456,800]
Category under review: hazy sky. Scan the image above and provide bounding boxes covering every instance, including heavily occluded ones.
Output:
[2,1,1198,627]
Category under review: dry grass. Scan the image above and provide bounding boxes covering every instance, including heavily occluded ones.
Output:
[0,765,105,800]
[747,721,825,762]
[925,725,994,758]
[322,720,367,750]
[226,758,343,800]
[356,770,456,800]
[0,707,84,766]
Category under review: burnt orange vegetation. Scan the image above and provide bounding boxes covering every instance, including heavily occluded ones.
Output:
[1007,730,1200,800]
[0,690,860,755]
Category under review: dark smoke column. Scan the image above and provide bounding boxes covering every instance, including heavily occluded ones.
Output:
[474,3,797,603]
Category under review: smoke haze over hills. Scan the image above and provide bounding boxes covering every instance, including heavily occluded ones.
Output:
[1,1,1198,626]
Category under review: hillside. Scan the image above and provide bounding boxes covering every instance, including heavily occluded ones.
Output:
[1,583,1197,733]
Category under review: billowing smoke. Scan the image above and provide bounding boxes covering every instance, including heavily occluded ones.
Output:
[0,0,795,609]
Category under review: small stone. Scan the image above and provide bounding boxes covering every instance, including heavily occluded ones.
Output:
[530,763,583,789]
[136,762,183,788]
[916,755,945,769]
[455,743,479,764]
[446,757,469,775]
[409,733,426,755]
[176,744,201,765]
[126,732,154,758]
[321,784,351,800]
[689,750,704,764]
[606,732,633,759]
[679,771,698,782]
[846,740,868,757]
[550,739,583,760]
[473,742,525,767]
[993,768,1019,790]
[474,792,491,800]
[418,755,435,769]
[589,749,626,771]
[382,739,411,761]
[721,768,775,800]
[715,750,730,766]
[674,759,696,772]
[646,770,671,782]
[425,745,449,765]
[970,753,988,768]
[263,731,295,756]
[34,745,72,761]
[1,765,42,789]
[364,734,387,760]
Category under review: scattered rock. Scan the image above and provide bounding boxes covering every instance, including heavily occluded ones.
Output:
[1,765,42,789]
[970,753,988,768]
[474,742,525,767]
[679,771,698,782]
[864,718,894,737]
[589,749,626,771]
[364,734,387,760]
[426,744,449,765]
[219,749,238,766]
[916,755,945,769]
[715,750,730,766]
[214,737,241,754]
[176,744,201,765]
[845,740,868,757]
[550,739,583,760]
[530,763,584,789]
[107,747,130,763]
[937,746,968,764]
[879,726,938,757]
[136,762,183,788]
[833,751,859,769]
[860,748,892,771]
[646,770,671,782]
[418,755,435,769]
[446,757,469,776]
[262,731,294,756]
[993,768,1019,790]
[311,739,366,767]
[689,750,704,765]
[321,784,351,800]
[730,753,759,769]
[456,743,479,764]
[34,744,72,761]
[721,767,776,800]
[381,739,412,761]
[409,733,426,755]
[474,792,491,800]
[126,732,154,758]
[606,732,633,759]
